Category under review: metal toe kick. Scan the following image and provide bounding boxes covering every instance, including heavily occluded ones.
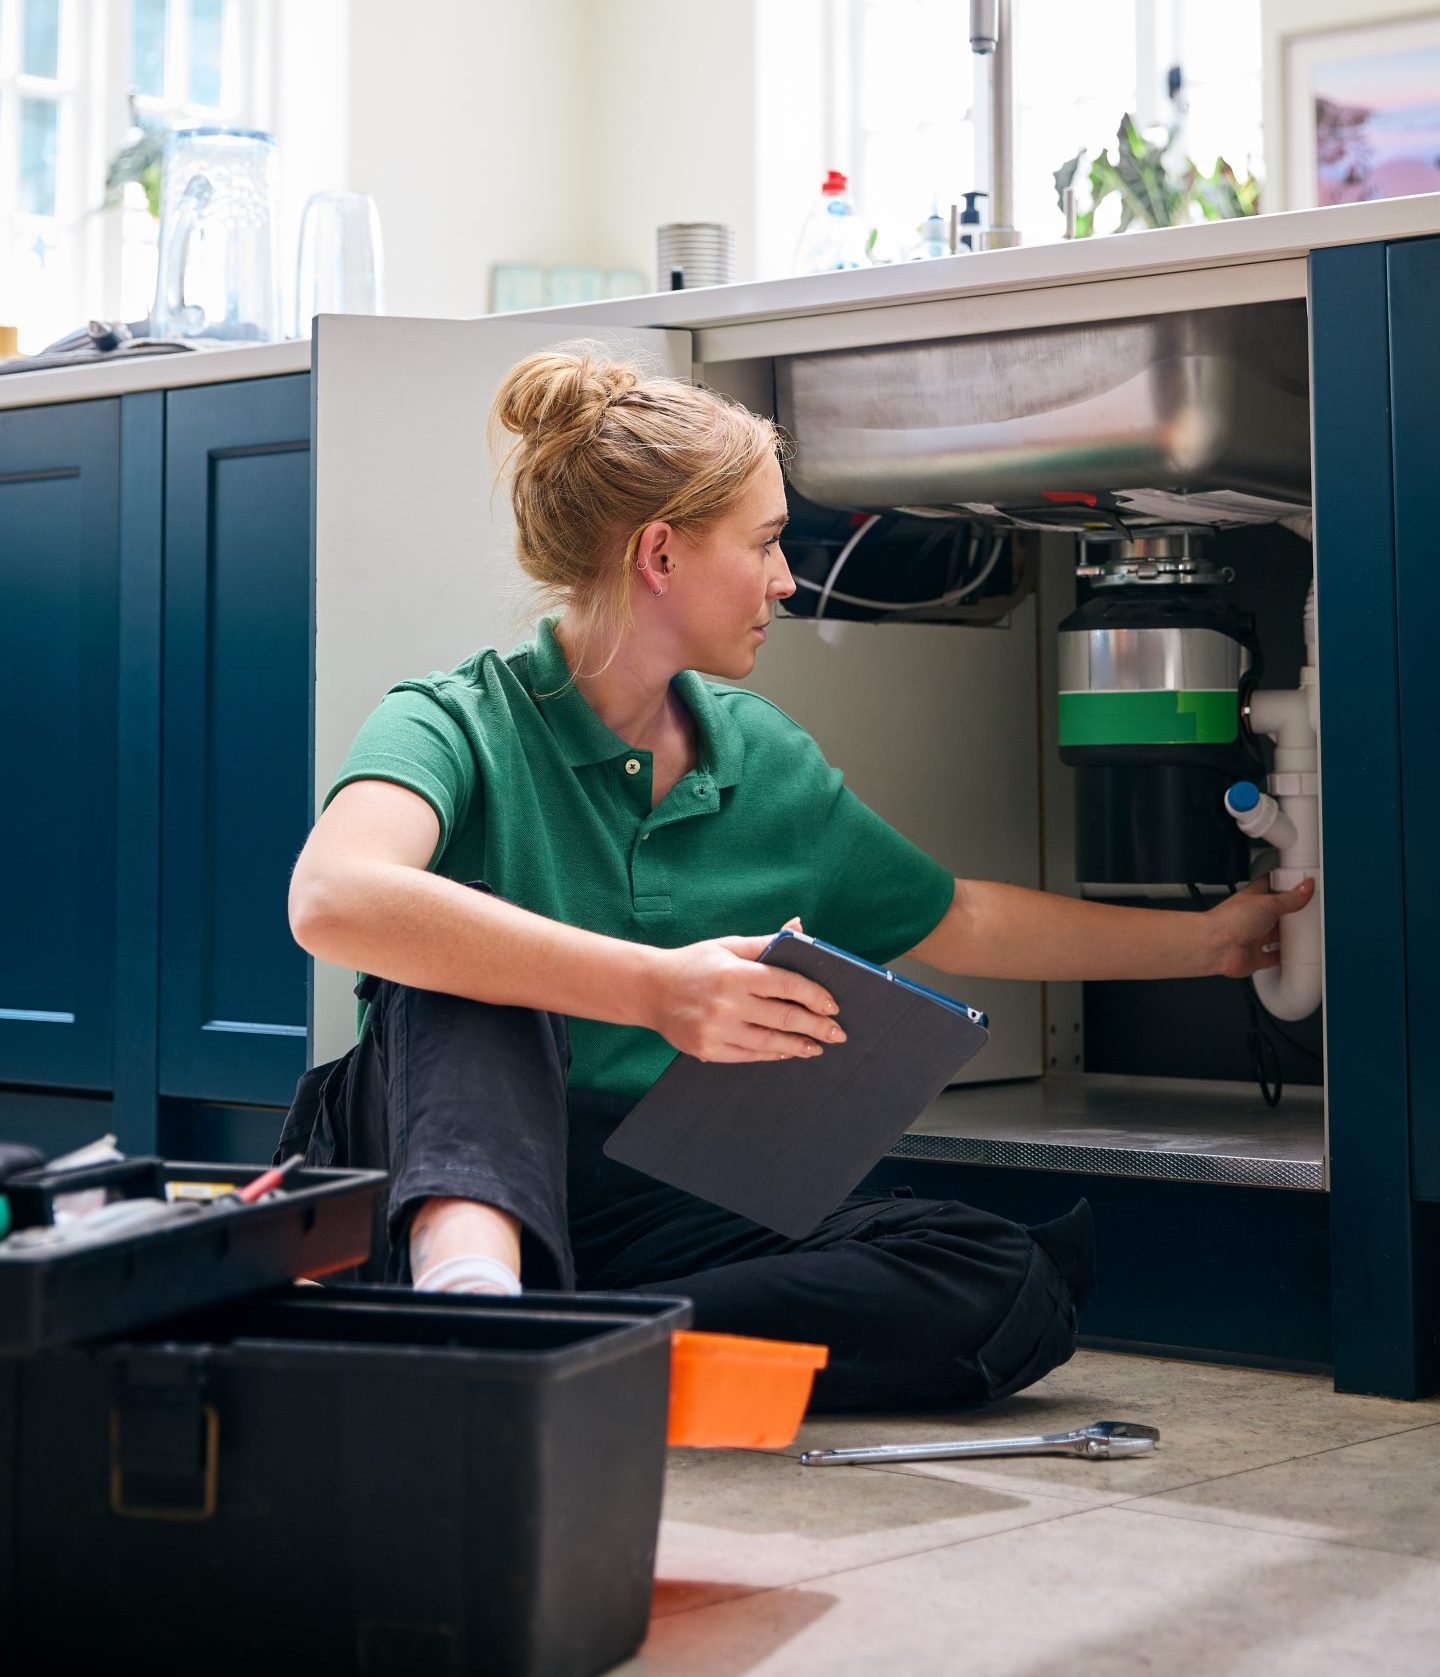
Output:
[892,1072,1325,1190]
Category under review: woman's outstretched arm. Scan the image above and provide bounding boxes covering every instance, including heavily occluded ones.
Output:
[903,875,1315,983]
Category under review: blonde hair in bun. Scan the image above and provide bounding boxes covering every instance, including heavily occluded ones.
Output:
[490,343,785,684]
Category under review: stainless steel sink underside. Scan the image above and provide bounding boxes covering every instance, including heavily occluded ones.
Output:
[774,300,1312,512]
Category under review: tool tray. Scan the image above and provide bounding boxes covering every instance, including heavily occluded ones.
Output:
[0,1157,385,1352]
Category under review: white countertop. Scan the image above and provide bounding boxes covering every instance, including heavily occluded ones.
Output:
[0,337,309,410]
[5,193,1439,410]
[530,192,1440,338]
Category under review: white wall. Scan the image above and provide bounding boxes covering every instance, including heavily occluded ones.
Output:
[1261,0,1440,210]
[336,0,831,313]
[583,0,760,280]
[753,0,834,280]
[267,0,350,333]
[345,0,595,319]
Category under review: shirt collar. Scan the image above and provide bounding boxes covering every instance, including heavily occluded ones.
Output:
[674,667,746,788]
[525,614,745,787]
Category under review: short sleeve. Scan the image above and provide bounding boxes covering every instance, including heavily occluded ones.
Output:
[812,783,955,965]
[322,684,478,865]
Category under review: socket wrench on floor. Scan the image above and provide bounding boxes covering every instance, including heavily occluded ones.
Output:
[799,1420,1160,1467]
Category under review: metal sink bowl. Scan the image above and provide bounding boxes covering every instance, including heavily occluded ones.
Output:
[774,300,1311,511]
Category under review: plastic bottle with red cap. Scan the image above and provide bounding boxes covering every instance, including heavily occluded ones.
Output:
[793,169,867,274]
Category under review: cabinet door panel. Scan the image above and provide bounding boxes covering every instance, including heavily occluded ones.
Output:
[1388,237,1440,1202]
[160,375,310,1104]
[0,400,119,1089]
[1312,240,1432,1397]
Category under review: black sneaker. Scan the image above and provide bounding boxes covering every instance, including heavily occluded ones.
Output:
[1028,1197,1096,1312]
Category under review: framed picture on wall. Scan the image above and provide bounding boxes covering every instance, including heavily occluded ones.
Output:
[1285,14,1440,209]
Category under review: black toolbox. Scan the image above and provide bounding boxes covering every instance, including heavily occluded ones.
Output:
[1,1285,691,1676]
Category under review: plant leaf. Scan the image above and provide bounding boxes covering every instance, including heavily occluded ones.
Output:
[1110,113,1173,227]
[1053,148,1086,210]
[1194,157,1261,220]
[101,118,169,218]
[104,129,166,193]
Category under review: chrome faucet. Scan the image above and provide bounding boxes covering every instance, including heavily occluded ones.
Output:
[969,0,1020,249]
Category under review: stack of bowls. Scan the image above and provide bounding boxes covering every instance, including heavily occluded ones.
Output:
[656,223,736,291]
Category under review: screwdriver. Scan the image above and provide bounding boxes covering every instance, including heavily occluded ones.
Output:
[222,1154,305,1207]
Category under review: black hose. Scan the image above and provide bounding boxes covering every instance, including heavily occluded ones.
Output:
[1241,979,1285,1109]
[1195,883,1284,1108]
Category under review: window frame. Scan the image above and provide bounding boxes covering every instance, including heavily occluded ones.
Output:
[1,0,270,349]
[838,0,1262,255]
[1,0,84,323]
[104,0,269,325]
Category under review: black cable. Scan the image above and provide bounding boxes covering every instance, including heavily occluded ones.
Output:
[1246,983,1323,1063]
[1240,977,1285,1109]
[944,524,966,593]
[1194,883,1283,1108]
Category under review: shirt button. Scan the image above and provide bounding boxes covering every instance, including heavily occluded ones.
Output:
[641,833,650,841]
[624,758,641,775]
[694,784,707,796]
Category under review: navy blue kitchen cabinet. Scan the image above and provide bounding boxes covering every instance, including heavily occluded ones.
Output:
[1386,237,1440,1213]
[0,399,123,1098]
[0,375,310,1160]
[158,375,310,1109]
[0,389,166,1158]
[1279,238,1440,1399]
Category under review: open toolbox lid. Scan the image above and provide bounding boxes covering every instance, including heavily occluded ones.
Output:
[0,1157,385,1353]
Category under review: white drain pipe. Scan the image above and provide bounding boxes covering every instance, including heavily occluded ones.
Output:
[1226,576,1323,1020]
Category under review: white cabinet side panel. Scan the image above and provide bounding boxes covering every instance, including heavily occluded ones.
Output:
[734,607,1045,1084]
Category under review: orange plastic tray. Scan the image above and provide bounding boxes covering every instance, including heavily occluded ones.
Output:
[667,1329,829,1448]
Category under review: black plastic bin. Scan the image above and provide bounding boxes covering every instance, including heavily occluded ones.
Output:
[0,1284,692,1677]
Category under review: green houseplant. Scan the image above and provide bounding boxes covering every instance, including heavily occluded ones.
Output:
[101,115,166,219]
[1055,113,1260,236]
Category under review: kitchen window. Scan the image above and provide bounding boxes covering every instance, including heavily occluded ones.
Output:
[116,0,263,328]
[840,0,1262,256]
[0,0,267,354]
[0,0,83,349]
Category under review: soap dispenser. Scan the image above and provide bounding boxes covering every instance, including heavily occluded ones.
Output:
[915,201,950,260]
[958,191,987,251]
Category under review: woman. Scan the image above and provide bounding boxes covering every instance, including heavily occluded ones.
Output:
[281,349,1313,1411]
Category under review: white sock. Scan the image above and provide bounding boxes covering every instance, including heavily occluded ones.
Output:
[413,1253,522,1296]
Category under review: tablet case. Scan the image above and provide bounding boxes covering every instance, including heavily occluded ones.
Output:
[603,931,989,1238]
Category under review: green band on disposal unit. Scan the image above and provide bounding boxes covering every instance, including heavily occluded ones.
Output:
[1059,690,1239,747]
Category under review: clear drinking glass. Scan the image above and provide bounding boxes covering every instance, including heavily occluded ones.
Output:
[293,191,385,340]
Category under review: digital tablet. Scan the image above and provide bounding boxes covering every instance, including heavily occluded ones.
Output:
[602,930,989,1238]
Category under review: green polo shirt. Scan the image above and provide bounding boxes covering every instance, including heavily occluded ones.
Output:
[324,614,955,1103]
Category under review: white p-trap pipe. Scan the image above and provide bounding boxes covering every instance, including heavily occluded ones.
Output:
[1228,578,1323,1022]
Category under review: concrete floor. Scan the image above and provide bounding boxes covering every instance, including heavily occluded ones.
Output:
[617,1347,1440,1676]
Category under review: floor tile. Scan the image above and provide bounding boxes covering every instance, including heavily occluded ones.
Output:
[788,1347,1439,1507]
[1127,1418,1440,1556]
[621,1504,1440,1677]
[650,1444,1080,1615]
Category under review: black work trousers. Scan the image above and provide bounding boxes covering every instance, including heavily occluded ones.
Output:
[277,885,1095,1412]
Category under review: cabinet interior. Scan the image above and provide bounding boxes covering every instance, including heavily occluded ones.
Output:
[701,336,1326,1194]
